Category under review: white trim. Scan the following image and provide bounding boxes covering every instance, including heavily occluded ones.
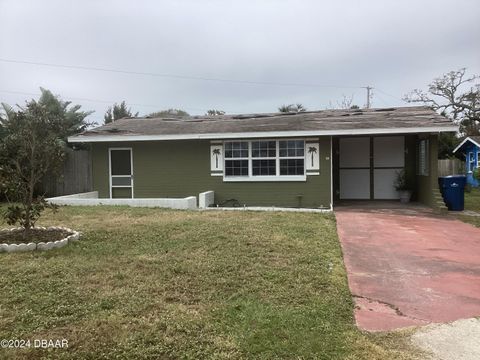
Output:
[223,139,307,181]
[223,176,306,182]
[109,147,134,199]
[453,137,480,153]
[306,172,320,176]
[69,126,458,143]
[210,173,223,176]
[468,152,475,173]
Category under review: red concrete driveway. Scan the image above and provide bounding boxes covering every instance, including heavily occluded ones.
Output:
[335,203,480,331]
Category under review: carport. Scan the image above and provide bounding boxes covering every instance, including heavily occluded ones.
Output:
[332,133,443,208]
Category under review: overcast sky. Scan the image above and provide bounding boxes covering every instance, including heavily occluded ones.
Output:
[1,0,479,125]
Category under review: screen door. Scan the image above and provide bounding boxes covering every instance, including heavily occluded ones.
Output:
[109,148,133,198]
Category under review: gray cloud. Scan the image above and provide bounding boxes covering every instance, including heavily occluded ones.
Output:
[1,0,479,125]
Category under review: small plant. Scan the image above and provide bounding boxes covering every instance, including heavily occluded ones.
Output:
[473,168,480,181]
[3,197,58,230]
[394,169,410,191]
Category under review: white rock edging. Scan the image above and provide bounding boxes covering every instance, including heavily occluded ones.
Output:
[0,226,80,253]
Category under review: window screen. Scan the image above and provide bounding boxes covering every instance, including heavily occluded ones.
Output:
[111,150,131,175]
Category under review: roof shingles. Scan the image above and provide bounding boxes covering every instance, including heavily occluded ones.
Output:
[70,106,456,142]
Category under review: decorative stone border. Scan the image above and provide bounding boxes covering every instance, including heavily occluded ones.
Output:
[0,226,80,253]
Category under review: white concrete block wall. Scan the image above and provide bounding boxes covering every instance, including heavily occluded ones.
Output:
[47,192,198,210]
[199,191,214,208]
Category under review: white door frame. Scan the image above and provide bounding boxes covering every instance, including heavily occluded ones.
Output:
[109,147,134,199]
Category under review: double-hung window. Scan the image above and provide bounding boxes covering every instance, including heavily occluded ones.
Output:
[224,140,306,180]
[279,140,305,175]
[252,140,276,176]
[224,141,249,176]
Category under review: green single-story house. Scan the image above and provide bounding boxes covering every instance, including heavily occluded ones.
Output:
[66,106,457,210]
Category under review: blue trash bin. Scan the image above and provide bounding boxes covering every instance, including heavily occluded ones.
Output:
[438,175,466,211]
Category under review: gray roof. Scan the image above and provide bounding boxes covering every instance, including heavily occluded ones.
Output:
[69,106,457,142]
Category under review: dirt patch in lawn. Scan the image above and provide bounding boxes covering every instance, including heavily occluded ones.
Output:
[0,227,72,244]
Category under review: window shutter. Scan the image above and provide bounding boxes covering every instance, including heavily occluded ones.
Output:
[210,144,223,176]
[306,142,320,174]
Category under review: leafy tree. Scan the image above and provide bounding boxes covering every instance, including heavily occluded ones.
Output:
[278,104,307,113]
[37,88,94,139]
[438,132,461,159]
[147,108,190,118]
[104,101,138,124]
[0,100,65,238]
[404,68,479,136]
[2,88,93,141]
[205,109,225,116]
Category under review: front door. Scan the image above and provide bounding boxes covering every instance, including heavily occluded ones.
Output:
[338,136,405,200]
[109,148,134,198]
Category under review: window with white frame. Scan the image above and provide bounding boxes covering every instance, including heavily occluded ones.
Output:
[279,140,305,175]
[252,140,276,175]
[468,152,475,173]
[224,140,305,179]
[418,139,429,176]
[224,141,249,176]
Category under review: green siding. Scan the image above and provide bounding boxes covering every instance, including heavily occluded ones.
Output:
[92,137,332,208]
[112,188,132,198]
[405,135,417,200]
[416,134,440,207]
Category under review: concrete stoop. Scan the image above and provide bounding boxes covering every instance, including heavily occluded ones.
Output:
[433,189,449,214]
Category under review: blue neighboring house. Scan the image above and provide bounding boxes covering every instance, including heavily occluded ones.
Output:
[453,136,480,187]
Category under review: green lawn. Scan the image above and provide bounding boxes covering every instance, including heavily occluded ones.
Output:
[458,188,480,227]
[0,207,417,359]
[465,187,480,212]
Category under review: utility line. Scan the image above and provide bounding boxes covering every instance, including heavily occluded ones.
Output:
[373,91,391,107]
[375,88,405,102]
[0,89,239,114]
[0,58,364,89]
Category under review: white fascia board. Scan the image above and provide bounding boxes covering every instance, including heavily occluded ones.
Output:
[68,125,458,143]
[453,137,480,153]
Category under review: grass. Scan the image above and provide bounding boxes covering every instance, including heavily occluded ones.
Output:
[0,206,418,359]
[465,187,480,212]
[457,187,480,227]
